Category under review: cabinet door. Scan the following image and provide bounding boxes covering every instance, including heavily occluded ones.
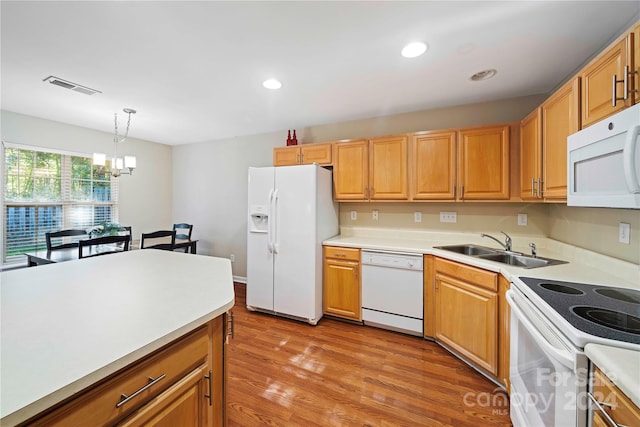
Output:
[634,23,640,105]
[301,143,332,165]
[581,36,631,127]
[458,125,510,200]
[323,258,361,321]
[435,273,498,376]
[520,109,542,200]
[497,276,510,392]
[369,135,409,200]
[273,146,300,166]
[541,77,580,200]
[411,131,457,200]
[333,140,368,200]
[118,364,210,427]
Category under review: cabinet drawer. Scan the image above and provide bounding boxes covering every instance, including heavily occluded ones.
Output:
[591,367,640,426]
[434,257,497,292]
[324,246,360,261]
[29,325,210,426]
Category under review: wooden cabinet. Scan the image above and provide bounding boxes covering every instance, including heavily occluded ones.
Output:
[520,109,542,201]
[323,246,361,321]
[519,77,579,202]
[635,22,640,105]
[497,276,510,392]
[541,77,580,200]
[26,316,227,427]
[273,143,333,166]
[590,366,640,427]
[581,34,633,127]
[434,257,498,376]
[458,125,510,200]
[333,136,408,201]
[411,131,457,200]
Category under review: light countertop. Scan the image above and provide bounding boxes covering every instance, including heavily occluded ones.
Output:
[584,344,640,407]
[323,228,640,289]
[0,250,235,426]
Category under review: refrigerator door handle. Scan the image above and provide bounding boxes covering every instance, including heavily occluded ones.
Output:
[272,189,279,254]
[267,188,274,253]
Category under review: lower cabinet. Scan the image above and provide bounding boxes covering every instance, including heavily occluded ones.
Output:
[25,315,228,427]
[590,366,640,427]
[323,246,361,321]
[434,257,499,377]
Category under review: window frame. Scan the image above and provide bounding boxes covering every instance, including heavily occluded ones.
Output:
[2,142,119,266]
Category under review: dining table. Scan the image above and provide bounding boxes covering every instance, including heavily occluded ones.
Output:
[24,239,198,267]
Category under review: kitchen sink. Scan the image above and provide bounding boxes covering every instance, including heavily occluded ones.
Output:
[435,244,567,269]
[433,244,499,256]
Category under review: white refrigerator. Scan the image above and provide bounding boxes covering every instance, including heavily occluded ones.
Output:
[246,164,338,324]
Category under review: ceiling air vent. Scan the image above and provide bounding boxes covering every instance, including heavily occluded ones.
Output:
[43,76,102,95]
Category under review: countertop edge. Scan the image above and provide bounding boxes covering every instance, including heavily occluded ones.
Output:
[1,299,234,427]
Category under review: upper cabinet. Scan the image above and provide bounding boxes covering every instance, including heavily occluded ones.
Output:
[519,78,580,202]
[334,136,408,201]
[273,143,333,167]
[541,78,580,200]
[411,131,457,200]
[410,125,510,201]
[580,33,633,127]
[635,22,640,104]
[458,125,510,200]
[519,109,542,201]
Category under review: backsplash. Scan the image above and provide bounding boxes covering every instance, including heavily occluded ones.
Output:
[338,202,640,265]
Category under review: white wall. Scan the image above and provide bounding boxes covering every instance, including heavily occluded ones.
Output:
[1,110,173,240]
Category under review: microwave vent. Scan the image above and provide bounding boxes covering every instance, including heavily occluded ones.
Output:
[43,76,102,95]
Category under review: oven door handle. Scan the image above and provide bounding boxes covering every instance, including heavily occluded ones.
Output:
[506,291,575,370]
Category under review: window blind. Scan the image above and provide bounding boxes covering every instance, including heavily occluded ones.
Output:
[3,146,119,265]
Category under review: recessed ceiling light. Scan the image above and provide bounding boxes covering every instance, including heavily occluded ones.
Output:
[401,42,428,58]
[470,69,497,81]
[263,79,282,90]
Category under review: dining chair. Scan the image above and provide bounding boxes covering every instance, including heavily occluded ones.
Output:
[78,235,130,259]
[45,229,88,251]
[172,223,193,253]
[118,226,133,245]
[140,230,176,251]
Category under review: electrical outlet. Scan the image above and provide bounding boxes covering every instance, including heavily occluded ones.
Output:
[440,212,457,223]
[414,211,422,223]
[619,222,630,244]
[230,254,235,262]
[518,213,528,226]
[372,209,379,221]
[350,210,357,220]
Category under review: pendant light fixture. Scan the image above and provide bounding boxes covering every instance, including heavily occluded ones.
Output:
[93,108,137,177]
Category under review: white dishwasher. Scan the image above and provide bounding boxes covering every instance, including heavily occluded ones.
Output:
[361,250,423,336]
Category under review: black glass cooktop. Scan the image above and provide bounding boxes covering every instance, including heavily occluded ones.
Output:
[518,276,640,345]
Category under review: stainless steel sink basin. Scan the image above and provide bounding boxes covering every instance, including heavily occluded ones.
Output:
[433,244,499,256]
[435,244,567,269]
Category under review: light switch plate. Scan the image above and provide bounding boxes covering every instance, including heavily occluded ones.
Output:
[372,209,379,221]
[619,222,630,244]
[414,212,422,223]
[518,213,528,226]
[350,211,357,220]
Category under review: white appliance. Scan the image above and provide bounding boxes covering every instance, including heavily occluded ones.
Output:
[567,103,640,209]
[507,276,640,427]
[246,165,338,325]
[361,250,423,336]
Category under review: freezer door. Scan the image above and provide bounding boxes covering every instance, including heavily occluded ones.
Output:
[246,167,275,311]
[272,165,320,321]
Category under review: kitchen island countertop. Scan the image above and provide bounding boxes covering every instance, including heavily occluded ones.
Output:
[0,250,235,426]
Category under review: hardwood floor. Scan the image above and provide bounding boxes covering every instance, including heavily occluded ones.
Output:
[227,283,511,426]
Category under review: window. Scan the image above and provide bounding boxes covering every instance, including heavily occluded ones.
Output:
[3,145,119,265]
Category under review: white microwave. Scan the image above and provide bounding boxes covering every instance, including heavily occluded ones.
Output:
[567,103,640,209]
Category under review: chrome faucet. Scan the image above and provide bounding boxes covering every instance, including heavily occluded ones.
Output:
[481,231,512,252]
[529,243,537,258]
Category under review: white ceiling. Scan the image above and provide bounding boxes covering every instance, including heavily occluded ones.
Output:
[2,1,639,146]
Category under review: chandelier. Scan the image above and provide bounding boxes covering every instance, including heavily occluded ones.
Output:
[93,108,137,177]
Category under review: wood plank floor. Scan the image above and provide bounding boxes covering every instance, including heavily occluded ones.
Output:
[227,283,511,426]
